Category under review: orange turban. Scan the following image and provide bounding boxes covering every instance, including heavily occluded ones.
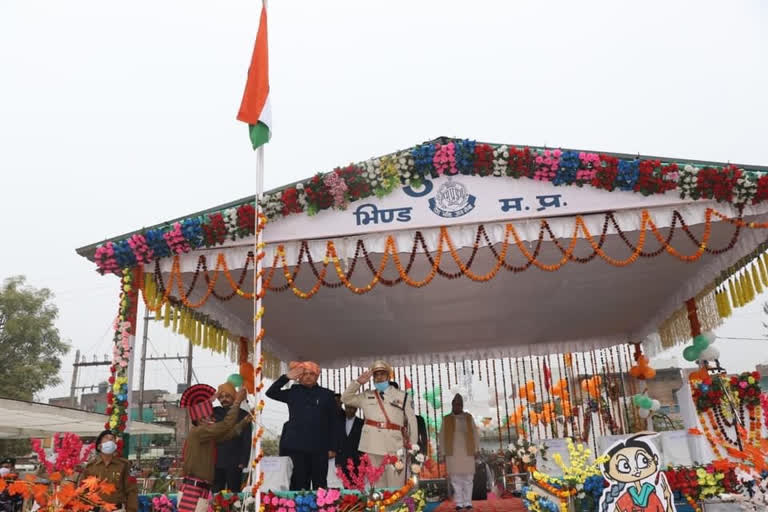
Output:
[218,382,236,396]
[289,361,320,375]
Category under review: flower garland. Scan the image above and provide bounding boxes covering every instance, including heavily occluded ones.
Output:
[104,267,139,445]
[141,207,753,308]
[89,138,768,274]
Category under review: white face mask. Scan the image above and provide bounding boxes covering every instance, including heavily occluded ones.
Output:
[101,440,117,454]
[0,467,10,477]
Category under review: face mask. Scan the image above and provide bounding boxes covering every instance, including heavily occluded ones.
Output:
[0,468,10,477]
[101,441,117,454]
[374,382,389,393]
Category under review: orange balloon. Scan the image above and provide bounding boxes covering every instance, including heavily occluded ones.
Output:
[529,411,540,426]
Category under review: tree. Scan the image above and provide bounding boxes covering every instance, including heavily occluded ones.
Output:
[0,276,69,400]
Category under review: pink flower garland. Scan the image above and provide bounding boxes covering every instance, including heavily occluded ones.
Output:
[94,242,119,274]
[577,152,601,182]
[163,222,190,254]
[761,393,768,430]
[127,234,154,264]
[533,149,561,181]
[323,171,349,210]
[433,142,457,176]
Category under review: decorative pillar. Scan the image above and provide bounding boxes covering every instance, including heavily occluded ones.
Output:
[105,266,140,455]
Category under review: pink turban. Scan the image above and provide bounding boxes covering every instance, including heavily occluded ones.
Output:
[289,361,320,375]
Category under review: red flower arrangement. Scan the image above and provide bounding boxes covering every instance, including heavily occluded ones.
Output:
[730,371,761,409]
[473,144,494,176]
[305,173,334,213]
[213,492,239,512]
[634,160,679,196]
[696,165,742,203]
[691,376,725,413]
[591,155,618,191]
[335,165,373,202]
[507,146,535,179]
[236,204,256,237]
[202,213,228,246]
[281,187,303,216]
[753,174,768,204]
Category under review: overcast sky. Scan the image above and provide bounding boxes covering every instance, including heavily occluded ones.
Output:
[1,1,767,410]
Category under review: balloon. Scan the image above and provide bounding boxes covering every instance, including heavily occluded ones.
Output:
[683,345,700,362]
[650,399,661,411]
[227,373,244,388]
[642,367,656,379]
[423,387,443,410]
[702,331,717,345]
[700,346,720,361]
[239,362,255,393]
[638,408,651,419]
[693,334,710,350]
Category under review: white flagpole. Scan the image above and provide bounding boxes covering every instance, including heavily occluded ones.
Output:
[249,144,265,502]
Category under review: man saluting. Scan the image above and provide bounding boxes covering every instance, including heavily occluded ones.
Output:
[342,360,417,488]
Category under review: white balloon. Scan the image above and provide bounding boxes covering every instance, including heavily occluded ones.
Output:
[702,331,717,345]
[650,400,661,411]
[638,408,651,418]
[700,346,720,361]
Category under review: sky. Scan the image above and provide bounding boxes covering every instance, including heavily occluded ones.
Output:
[1,0,767,416]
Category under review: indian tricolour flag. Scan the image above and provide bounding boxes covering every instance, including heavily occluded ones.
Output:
[237,2,271,150]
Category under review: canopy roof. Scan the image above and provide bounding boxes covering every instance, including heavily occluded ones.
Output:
[0,398,175,439]
[76,138,768,367]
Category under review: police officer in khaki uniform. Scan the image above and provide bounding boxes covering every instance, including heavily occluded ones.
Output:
[80,431,138,512]
[341,360,417,488]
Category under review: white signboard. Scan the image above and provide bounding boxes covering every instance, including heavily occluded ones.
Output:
[263,175,694,244]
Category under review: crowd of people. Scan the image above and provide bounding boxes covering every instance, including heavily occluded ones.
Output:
[267,359,483,509]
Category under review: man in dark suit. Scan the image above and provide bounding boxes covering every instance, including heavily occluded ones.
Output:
[266,361,338,491]
[212,382,252,492]
[335,404,363,479]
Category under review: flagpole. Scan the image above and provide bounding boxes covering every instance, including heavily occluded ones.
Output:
[250,144,265,503]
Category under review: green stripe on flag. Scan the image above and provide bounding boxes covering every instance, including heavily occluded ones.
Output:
[249,121,270,150]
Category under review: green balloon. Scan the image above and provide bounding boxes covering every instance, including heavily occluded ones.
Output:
[640,396,653,409]
[632,394,643,406]
[683,345,700,362]
[227,373,244,388]
[693,335,709,350]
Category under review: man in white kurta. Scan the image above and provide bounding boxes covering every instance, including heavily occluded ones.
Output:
[438,394,479,510]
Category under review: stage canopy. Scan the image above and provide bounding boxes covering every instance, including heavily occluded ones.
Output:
[76,138,768,368]
[0,398,174,439]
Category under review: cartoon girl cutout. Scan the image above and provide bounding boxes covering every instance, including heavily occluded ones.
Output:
[599,434,676,512]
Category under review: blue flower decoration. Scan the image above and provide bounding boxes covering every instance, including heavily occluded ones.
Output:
[181,217,203,249]
[113,239,137,268]
[145,228,172,258]
[553,150,580,186]
[411,142,436,178]
[616,159,639,191]
[454,139,476,175]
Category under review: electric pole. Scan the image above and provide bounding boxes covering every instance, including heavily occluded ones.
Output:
[69,350,80,407]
